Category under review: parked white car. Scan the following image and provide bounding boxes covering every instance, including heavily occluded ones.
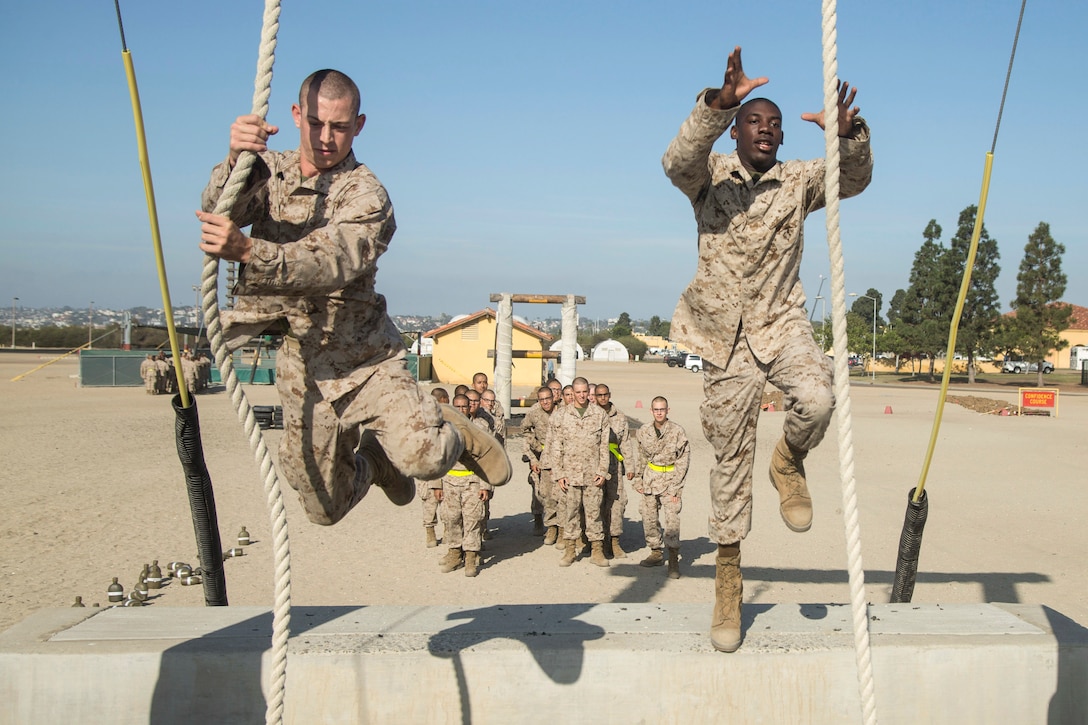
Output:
[686,354,703,372]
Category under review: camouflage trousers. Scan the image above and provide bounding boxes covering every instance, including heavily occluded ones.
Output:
[277,337,463,526]
[701,328,834,545]
[639,491,682,550]
[563,483,604,543]
[601,466,627,537]
[419,483,441,529]
[528,459,544,517]
[531,462,559,527]
[442,481,486,553]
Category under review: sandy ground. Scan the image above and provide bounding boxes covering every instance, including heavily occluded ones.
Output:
[1,351,1086,634]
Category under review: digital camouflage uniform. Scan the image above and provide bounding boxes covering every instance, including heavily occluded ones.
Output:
[440,415,494,554]
[662,91,872,545]
[521,401,556,526]
[140,356,157,394]
[601,403,633,538]
[154,354,170,391]
[633,419,690,550]
[180,353,198,396]
[419,480,442,536]
[551,403,611,543]
[203,149,462,526]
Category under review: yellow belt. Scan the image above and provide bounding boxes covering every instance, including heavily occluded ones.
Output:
[647,462,674,472]
[609,443,624,461]
[446,469,475,477]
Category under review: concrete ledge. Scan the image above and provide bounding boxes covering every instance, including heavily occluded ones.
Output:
[1,603,1085,724]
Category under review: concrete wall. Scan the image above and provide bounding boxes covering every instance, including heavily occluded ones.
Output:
[2,602,1085,724]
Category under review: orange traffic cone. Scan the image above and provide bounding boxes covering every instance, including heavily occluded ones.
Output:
[635,400,643,408]
[884,406,893,414]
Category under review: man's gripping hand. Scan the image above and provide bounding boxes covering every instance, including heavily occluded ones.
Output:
[195,211,252,263]
[228,114,279,168]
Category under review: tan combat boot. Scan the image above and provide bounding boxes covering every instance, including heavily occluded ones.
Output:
[554,527,567,550]
[425,526,438,548]
[611,536,626,559]
[711,543,743,652]
[667,547,680,579]
[543,526,559,546]
[640,549,664,567]
[357,429,415,506]
[464,551,479,578]
[769,436,812,532]
[589,541,610,568]
[439,547,463,573]
[441,405,512,486]
[558,540,577,567]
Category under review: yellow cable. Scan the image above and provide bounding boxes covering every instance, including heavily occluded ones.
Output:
[120,49,190,409]
[913,153,994,502]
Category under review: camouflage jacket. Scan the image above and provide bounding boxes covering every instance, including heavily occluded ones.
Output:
[549,403,611,487]
[633,419,690,497]
[601,403,634,480]
[438,413,495,491]
[521,402,553,460]
[202,149,403,403]
[663,91,873,366]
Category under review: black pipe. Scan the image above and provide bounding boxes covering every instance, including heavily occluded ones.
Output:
[172,395,228,606]
[890,487,928,604]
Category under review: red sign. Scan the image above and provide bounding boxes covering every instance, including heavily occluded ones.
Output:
[1022,390,1056,408]
[1019,387,1059,417]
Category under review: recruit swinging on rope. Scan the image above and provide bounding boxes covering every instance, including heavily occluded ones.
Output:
[196,69,511,526]
[662,46,873,653]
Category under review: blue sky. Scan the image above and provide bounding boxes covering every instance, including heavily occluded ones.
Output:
[1,1,1084,323]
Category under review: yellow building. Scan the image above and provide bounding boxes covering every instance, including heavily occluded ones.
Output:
[425,309,553,389]
[1004,303,1088,369]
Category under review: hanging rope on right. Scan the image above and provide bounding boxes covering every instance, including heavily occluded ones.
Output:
[892,0,1029,605]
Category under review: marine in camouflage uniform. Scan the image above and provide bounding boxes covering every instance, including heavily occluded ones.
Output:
[140,355,157,395]
[662,46,872,652]
[436,396,493,577]
[551,377,611,567]
[198,69,508,527]
[521,386,557,542]
[632,397,690,577]
[596,384,633,558]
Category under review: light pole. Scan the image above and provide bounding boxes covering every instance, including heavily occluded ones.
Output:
[88,300,94,349]
[814,295,827,350]
[10,297,18,348]
[849,293,877,382]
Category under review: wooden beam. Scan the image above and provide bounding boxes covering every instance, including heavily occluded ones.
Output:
[487,350,559,359]
[488,294,586,305]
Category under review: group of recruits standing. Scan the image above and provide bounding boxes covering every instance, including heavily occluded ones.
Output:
[138,350,212,396]
[420,372,690,580]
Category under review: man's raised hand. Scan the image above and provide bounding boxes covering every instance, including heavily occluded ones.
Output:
[801,81,860,137]
[708,46,769,110]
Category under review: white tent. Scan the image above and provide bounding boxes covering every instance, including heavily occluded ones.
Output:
[591,339,629,363]
[549,339,585,360]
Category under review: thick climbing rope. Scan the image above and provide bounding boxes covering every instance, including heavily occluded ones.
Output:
[817,1,878,723]
[198,2,291,724]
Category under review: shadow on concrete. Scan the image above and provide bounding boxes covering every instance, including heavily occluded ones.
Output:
[427,604,605,725]
[1044,606,1088,724]
[148,606,360,725]
[737,566,1050,605]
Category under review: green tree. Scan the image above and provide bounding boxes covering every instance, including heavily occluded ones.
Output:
[611,312,632,339]
[941,206,1002,383]
[616,335,648,359]
[1009,222,1073,385]
[898,220,947,378]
